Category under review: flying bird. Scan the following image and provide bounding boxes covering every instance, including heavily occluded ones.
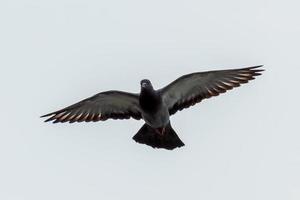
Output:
[41,65,264,150]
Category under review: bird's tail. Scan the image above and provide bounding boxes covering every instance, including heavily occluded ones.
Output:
[132,123,184,150]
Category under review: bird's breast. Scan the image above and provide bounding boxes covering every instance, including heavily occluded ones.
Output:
[139,89,169,128]
[141,103,170,128]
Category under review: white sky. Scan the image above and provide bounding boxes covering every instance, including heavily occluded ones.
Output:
[0,0,299,200]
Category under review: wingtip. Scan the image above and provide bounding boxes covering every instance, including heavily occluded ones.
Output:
[234,65,264,73]
[249,65,264,69]
[40,115,54,123]
[248,65,265,75]
[44,118,53,123]
[40,108,66,121]
[40,112,57,123]
[40,112,54,119]
[40,114,49,118]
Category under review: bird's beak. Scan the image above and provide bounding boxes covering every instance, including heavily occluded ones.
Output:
[141,82,147,88]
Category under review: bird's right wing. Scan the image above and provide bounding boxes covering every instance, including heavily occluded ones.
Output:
[41,91,142,123]
[160,66,264,115]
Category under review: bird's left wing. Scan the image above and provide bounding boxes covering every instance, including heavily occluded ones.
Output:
[41,91,142,123]
[160,65,264,115]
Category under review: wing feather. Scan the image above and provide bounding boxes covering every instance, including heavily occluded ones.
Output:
[41,90,142,123]
[160,65,264,115]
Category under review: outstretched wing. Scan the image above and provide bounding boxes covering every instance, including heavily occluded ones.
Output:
[41,91,142,123]
[160,65,264,115]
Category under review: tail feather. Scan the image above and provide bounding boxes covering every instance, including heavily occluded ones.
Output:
[132,123,184,150]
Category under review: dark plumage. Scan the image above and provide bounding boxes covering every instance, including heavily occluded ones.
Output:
[41,65,264,150]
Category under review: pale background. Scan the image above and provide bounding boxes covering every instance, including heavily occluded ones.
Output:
[0,0,299,200]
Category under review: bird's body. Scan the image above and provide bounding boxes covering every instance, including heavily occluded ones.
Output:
[139,81,169,129]
[140,100,169,130]
[41,65,264,150]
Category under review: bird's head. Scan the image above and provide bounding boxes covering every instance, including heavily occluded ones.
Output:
[140,79,154,90]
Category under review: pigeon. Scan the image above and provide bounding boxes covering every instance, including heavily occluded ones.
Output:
[41,65,264,150]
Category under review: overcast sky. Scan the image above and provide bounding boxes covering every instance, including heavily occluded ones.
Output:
[0,0,299,200]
